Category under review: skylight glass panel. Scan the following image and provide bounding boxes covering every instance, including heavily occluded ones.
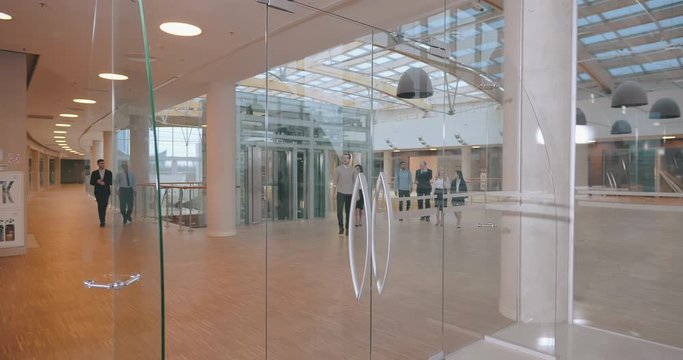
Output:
[308,80,322,86]
[378,70,396,77]
[578,14,602,27]
[487,19,505,30]
[347,48,367,57]
[332,54,350,62]
[617,22,658,37]
[356,62,372,69]
[630,41,667,54]
[330,86,343,91]
[255,73,266,79]
[647,0,683,10]
[469,61,490,68]
[642,58,681,72]
[387,53,403,60]
[580,31,617,45]
[602,4,643,20]
[410,62,428,68]
[608,65,644,76]
[339,83,355,89]
[594,49,623,59]
[453,48,476,58]
[394,65,410,73]
[477,42,499,51]
[319,77,334,82]
[660,15,683,28]
[578,73,592,81]
[373,57,391,64]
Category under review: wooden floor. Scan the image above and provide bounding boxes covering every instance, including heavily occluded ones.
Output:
[1,185,682,359]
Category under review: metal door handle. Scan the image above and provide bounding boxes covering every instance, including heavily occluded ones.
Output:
[84,273,141,290]
[477,222,497,228]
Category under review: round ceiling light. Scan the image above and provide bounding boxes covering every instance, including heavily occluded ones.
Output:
[73,98,96,104]
[649,98,681,119]
[611,81,648,108]
[396,67,433,99]
[59,113,78,118]
[0,12,12,20]
[160,22,202,37]
[99,73,129,81]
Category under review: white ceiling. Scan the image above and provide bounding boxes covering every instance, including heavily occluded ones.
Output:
[0,0,449,157]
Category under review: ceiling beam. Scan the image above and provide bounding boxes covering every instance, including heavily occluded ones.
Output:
[239,77,366,109]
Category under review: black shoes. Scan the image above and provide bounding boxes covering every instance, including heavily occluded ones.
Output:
[100,222,105,227]
[339,226,344,235]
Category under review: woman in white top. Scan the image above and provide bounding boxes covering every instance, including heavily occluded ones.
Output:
[432,171,447,226]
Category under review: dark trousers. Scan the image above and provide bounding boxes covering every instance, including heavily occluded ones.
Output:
[336,192,352,228]
[417,188,431,217]
[96,193,110,224]
[398,190,411,211]
[119,188,134,220]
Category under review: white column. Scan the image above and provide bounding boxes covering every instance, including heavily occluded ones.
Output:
[206,82,237,237]
[460,146,472,181]
[383,151,393,186]
[575,143,589,187]
[500,0,574,325]
[102,131,113,171]
[91,140,103,168]
[130,116,150,185]
[42,153,49,190]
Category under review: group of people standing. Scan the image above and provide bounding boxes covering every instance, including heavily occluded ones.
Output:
[333,154,468,236]
[395,161,467,227]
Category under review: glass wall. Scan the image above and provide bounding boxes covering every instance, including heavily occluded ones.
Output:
[574,0,683,350]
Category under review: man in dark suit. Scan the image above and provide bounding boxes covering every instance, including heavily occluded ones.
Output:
[90,159,112,227]
[415,161,432,221]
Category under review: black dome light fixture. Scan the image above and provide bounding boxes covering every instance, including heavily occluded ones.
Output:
[576,107,587,125]
[610,120,632,135]
[396,67,433,99]
[611,81,648,108]
[649,98,681,119]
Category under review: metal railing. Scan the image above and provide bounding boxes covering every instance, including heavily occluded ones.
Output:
[137,182,207,231]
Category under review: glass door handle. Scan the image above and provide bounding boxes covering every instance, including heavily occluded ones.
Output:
[371,172,393,295]
[83,273,141,290]
[477,222,497,228]
[349,174,371,302]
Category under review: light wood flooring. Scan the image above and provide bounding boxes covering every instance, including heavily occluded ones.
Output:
[2,185,682,359]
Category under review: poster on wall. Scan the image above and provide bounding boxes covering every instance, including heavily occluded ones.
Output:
[0,172,24,249]
[0,171,24,209]
[0,209,24,248]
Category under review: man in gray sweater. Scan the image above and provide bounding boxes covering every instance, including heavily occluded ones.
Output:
[333,153,356,235]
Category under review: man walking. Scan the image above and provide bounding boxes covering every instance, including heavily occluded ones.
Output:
[333,153,355,235]
[115,162,136,224]
[415,161,432,221]
[394,161,412,220]
[90,159,112,227]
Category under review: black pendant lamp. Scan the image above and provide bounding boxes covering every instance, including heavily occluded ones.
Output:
[649,98,681,119]
[396,67,433,99]
[610,120,632,135]
[576,107,587,125]
[611,81,648,108]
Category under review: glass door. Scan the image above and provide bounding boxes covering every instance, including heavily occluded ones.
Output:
[82,0,165,358]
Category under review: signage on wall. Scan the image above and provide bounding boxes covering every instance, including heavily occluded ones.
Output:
[0,172,24,251]
[8,153,21,164]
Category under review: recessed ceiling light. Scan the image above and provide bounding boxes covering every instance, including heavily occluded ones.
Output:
[472,145,481,149]
[0,12,12,20]
[160,22,202,37]
[99,73,129,81]
[653,122,661,126]
[201,124,207,128]
[53,130,67,134]
[73,98,96,104]
[54,136,65,139]
[59,113,78,118]
[56,123,72,127]
[125,53,158,63]
[662,135,676,140]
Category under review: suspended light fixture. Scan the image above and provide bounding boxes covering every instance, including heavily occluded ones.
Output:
[649,98,681,119]
[611,81,648,108]
[576,107,587,125]
[397,67,433,99]
[610,120,632,135]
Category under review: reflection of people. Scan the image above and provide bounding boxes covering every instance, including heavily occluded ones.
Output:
[354,165,364,227]
[415,161,432,221]
[450,170,468,228]
[433,171,447,226]
[394,161,412,220]
[333,154,355,235]
[115,162,136,224]
[90,159,112,227]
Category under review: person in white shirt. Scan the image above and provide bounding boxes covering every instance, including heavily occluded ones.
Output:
[333,154,356,235]
[433,171,447,226]
[115,162,137,224]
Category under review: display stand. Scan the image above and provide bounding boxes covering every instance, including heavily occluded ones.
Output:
[0,171,26,256]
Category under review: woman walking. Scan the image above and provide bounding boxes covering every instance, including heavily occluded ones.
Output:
[354,165,365,227]
[450,170,467,228]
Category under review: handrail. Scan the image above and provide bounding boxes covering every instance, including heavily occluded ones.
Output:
[659,170,683,193]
